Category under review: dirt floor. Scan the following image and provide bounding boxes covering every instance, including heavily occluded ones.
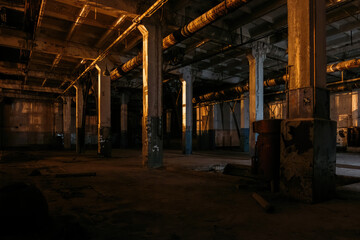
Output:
[1,149,360,240]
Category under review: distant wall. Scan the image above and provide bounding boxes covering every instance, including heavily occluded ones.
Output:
[3,99,55,147]
[2,99,98,148]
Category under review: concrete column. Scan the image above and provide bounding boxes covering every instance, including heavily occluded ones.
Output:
[138,22,163,168]
[280,0,336,202]
[120,92,129,148]
[165,109,172,147]
[246,43,266,156]
[62,96,72,149]
[95,63,112,157]
[196,107,201,149]
[241,94,250,129]
[166,109,172,135]
[352,89,360,127]
[75,83,85,154]
[208,105,215,149]
[180,67,194,154]
[54,102,63,148]
[0,95,4,150]
[54,102,63,134]
[240,94,249,152]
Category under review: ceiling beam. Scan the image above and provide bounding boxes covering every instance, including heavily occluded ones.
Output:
[0,82,63,93]
[54,0,138,18]
[0,65,72,82]
[0,28,115,60]
[0,91,58,101]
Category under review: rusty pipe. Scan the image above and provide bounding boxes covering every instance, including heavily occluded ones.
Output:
[193,58,360,103]
[110,0,250,81]
[162,0,248,50]
[327,58,360,73]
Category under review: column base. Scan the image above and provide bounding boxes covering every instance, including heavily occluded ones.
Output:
[76,127,85,154]
[63,132,71,150]
[120,131,128,148]
[182,129,192,155]
[143,117,163,168]
[280,118,336,203]
[98,127,111,157]
[240,128,249,152]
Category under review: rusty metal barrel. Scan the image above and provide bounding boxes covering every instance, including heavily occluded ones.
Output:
[253,119,283,191]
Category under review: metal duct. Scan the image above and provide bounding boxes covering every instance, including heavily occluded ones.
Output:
[193,58,360,103]
[110,0,249,81]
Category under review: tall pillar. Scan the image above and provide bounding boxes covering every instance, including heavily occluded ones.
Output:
[196,107,202,149]
[247,43,266,157]
[75,83,85,154]
[54,102,62,134]
[120,92,129,148]
[95,63,112,157]
[54,102,63,148]
[240,94,249,152]
[352,89,360,127]
[138,22,163,168]
[281,0,336,202]
[62,96,72,149]
[0,95,4,150]
[165,109,172,147]
[180,67,193,154]
[208,105,216,149]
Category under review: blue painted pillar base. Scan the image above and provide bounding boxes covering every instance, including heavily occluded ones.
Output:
[240,128,249,152]
[182,129,192,154]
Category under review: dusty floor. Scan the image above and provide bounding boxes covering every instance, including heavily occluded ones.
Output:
[1,149,360,240]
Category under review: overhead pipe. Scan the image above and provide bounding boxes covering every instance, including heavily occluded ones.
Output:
[327,58,360,73]
[193,58,360,103]
[110,0,250,81]
[56,0,169,99]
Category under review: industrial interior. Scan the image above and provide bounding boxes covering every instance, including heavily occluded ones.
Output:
[1,0,360,239]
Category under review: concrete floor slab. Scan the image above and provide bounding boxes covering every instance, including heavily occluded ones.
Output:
[0,149,360,239]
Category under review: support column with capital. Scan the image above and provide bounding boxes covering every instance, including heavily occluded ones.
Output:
[138,21,163,168]
[62,96,72,150]
[120,92,129,148]
[96,63,112,157]
[75,83,85,154]
[246,42,267,157]
[180,67,194,155]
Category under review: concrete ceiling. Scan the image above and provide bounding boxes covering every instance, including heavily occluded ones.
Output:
[0,0,359,99]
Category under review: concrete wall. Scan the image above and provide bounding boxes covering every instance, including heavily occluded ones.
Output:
[2,99,98,148]
[3,99,55,147]
[214,103,241,147]
[196,102,243,149]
